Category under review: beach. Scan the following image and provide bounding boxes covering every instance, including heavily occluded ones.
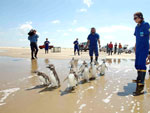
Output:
[0,47,150,113]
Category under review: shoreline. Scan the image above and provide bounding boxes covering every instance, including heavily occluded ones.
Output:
[0,47,135,60]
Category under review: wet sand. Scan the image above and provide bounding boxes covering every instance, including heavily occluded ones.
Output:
[0,56,150,113]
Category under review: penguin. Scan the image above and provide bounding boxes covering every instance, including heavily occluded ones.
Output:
[46,64,61,88]
[64,68,78,90]
[97,60,108,76]
[82,63,90,82]
[89,62,98,80]
[70,57,79,74]
[34,71,51,86]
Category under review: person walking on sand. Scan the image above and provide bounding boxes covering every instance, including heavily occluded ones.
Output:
[108,42,113,55]
[28,29,39,60]
[85,27,100,63]
[73,38,80,56]
[132,12,150,96]
[118,43,122,55]
[114,43,117,54]
[44,38,50,54]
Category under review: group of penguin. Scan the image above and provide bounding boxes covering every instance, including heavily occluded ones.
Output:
[34,58,108,90]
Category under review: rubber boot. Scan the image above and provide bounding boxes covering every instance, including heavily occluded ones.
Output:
[132,71,141,83]
[133,83,144,96]
[90,57,93,64]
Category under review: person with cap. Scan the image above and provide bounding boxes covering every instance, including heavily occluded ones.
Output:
[73,38,80,55]
[85,27,100,63]
[28,29,39,60]
[132,12,150,96]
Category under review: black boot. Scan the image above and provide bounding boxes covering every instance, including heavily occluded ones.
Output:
[90,57,93,64]
[132,71,141,83]
[133,83,144,96]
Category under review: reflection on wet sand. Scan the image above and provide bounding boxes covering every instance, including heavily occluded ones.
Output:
[31,59,38,72]
[44,59,49,65]
[1,58,150,113]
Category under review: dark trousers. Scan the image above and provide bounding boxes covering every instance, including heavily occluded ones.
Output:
[108,48,113,55]
[30,42,38,58]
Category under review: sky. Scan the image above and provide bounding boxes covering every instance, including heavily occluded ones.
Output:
[0,0,150,48]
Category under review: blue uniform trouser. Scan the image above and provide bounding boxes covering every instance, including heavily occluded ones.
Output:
[74,46,79,52]
[89,46,99,56]
[135,50,148,84]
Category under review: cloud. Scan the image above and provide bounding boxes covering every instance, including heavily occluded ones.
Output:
[83,0,93,7]
[79,8,87,12]
[63,33,69,36]
[51,20,60,24]
[97,25,134,33]
[75,27,88,32]
[19,21,33,35]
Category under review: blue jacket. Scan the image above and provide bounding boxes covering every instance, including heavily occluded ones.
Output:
[87,33,100,47]
[134,21,150,53]
[28,34,39,43]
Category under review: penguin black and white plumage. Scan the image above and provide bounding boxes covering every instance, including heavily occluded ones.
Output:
[82,63,90,82]
[34,71,51,86]
[64,68,78,90]
[70,57,79,74]
[47,64,61,88]
[97,60,108,76]
[89,62,98,80]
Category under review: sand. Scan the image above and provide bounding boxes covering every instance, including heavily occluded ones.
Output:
[0,47,135,60]
[0,47,150,113]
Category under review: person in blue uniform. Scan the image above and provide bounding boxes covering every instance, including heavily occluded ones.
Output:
[28,29,39,60]
[85,27,100,63]
[73,38,80,55]
[132,12,150,96]
[44,38,50,54]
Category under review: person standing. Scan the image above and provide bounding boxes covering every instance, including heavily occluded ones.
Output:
[106,43,109,53]
[108,42,113,55]
[118,43,122,55]
[73,38,80,55]
[28,29,39,60]
[132,12,150,96]
[85,27,100,63]
[114,43,117,54]
[44,38,50,54]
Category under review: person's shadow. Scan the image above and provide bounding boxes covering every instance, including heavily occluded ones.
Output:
[117,83,136,96]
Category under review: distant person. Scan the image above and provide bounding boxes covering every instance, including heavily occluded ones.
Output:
[106,43,109,53]
[73,38,80,55]
[108,42,113,55]
[132,12,149,96]
[114,43,117,54]
[118,43,122,55]
[85,27,100,63]
[44,38,50,54]
[28,29,39,60]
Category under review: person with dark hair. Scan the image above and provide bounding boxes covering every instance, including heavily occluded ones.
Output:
[114,43,117,54]
[118,43,122,55]
[132,12,150,96]
[44,38,50,54]
[73,38,80,55]
[85,27,100,63]
[106,43,109,53]
[28,29,39,60]
[108,42,113,55]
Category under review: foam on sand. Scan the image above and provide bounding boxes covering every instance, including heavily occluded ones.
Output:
[79,104,86,110]
[0,88,20,106]
[102,94,113,103]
